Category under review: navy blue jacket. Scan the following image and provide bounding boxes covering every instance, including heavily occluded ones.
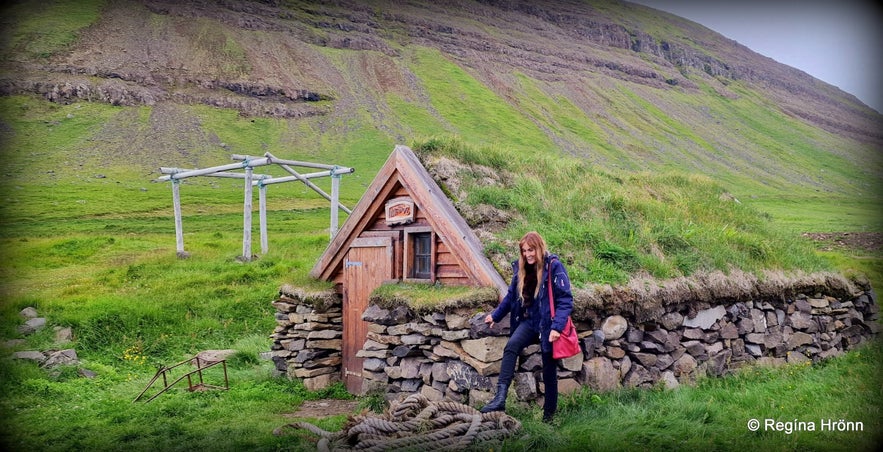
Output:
[490,253,574,353]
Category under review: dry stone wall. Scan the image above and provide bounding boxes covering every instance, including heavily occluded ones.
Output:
[271,286,879,404]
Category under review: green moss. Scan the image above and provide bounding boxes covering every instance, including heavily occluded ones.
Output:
[369,282,498,313]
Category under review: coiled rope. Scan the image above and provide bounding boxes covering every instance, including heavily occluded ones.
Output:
[274,393,522,451]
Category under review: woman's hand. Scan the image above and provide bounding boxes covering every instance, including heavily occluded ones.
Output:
[549,330,561,342]
[484,314,494,328]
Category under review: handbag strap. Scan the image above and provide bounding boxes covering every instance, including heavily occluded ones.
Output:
[547,256,556,319]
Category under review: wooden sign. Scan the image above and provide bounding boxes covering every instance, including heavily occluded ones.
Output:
[385,197,415,226]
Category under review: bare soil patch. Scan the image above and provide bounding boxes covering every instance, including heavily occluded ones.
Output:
[802,232,883,252]
[283,399,361,419]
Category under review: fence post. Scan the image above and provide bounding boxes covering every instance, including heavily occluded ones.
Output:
[330,166,341,238]
[259,181,268,255]
[172,179,186,257]
[241,164,253,261]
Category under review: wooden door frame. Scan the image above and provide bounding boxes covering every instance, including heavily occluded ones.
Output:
[342,236,393,394]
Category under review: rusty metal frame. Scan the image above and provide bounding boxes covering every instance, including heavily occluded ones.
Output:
[133,355,229,403]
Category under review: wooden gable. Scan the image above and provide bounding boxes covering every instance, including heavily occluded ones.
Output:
[309,145,507,294]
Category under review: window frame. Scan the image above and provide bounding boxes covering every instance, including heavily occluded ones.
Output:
[403,226,435,283]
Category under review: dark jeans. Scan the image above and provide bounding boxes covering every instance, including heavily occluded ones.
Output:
[499,322,559,416]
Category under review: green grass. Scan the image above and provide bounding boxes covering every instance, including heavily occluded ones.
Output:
[406,46,558,152]
[0,0,106,60]
[413,138,829,285]
[369,282,498,313]
[1,6,881,447]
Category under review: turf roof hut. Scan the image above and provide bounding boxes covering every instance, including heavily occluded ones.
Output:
[309,145,507,393]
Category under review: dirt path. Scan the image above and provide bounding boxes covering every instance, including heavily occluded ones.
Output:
[283,399,361,419]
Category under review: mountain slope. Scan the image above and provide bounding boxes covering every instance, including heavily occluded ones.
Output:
[0,0,880,227]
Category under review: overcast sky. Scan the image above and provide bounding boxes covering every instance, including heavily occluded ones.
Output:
[629,0,883,113]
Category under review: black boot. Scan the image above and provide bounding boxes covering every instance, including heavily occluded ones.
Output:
[480,382,510,413]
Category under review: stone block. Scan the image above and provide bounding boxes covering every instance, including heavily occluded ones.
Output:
[303,373,337,391]
[660,312,684,330]
[682,328,704,340]
[559,378,582,395]
[420,384,445,402]
[446,360,492,391]
[307,329,341,340]
[789,312,817,332]
[400,357,426,379]
[401,334,428,345]
[13,351,46,363]
[786,332,814,349]
[631,352,657,368]
[750,309,767,333]
[431,362,450,382]
[461,336,508,362]
[440,329,469,341]
[54,327,73,343]
[606,346,625,359]
[793,299,812,313]
[744,333,765,344]
[672,354,697,377]
[392,345,420,358]
[654,353,674,371]
[306,339,342,349]
[20,307,38,319]
[786,350,810,364]
[520,353,543,371]
[363,358,386,372]
[445,312,470,330]
[581,357,620,392]
[683,305,726,330]
[293,366,336,378]
[661,371,679,389]
[384,366,402,379]
[356,349,389,358]
[601,315,628,340]
[366,331,402,345]
[626,328,644,343]
[514,372,538,401]
[624,364,652,387]
[18,317,46,335]
[762,331,783,350]
[560,353,583,372]
[808,298,829,309]
[362,304,412,325]
[718,322,739,339]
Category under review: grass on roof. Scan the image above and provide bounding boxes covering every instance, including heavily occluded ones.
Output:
[369,282,499,314]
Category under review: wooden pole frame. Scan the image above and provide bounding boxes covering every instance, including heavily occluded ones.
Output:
[242,164,254,261]
[156,154,354,259]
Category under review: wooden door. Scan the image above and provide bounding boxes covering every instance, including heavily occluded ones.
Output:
[342,237,392,394]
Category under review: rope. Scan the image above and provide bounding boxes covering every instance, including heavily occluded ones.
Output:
[274,393,522,451]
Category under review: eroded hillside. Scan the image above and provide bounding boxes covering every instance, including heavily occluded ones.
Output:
[0,0,880,199]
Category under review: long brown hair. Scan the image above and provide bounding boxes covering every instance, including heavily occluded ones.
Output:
[517,231,547,300]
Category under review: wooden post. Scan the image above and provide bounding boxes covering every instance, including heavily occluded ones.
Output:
[172,179,186,257]
[330,167,341,238]
[259,182,268,254]
[241,165,253,261]
[155,158,271,181]
[159,154,353,258]
[265,152,353,214]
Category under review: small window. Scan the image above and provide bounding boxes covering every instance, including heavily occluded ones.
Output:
[403,227,434,282]
[412,232,432,279]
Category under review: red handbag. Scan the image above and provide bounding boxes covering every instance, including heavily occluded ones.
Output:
[548,260,581,360]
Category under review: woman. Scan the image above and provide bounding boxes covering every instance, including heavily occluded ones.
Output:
[481,231,573,423]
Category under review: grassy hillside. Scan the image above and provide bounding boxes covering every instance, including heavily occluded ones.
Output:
[0,93,881,451]
[1,0,881,450]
